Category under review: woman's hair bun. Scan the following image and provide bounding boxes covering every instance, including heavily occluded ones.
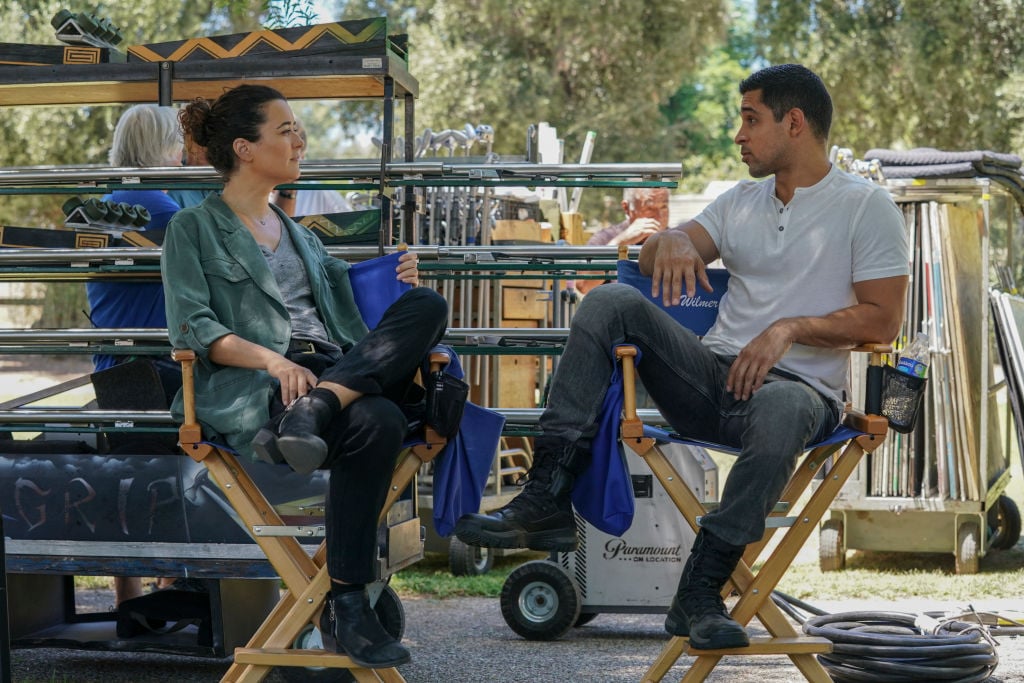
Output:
[179,98,213,147]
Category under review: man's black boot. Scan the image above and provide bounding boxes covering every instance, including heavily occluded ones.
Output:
[664,529,750,649]
[453,436,589,551]
[252,389,338,474]
[319,589,410,668]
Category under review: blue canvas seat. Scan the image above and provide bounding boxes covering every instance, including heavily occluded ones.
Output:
[173,249,501,683]
[611,255,891,683]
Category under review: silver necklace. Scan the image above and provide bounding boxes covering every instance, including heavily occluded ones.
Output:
[234,204,274,228]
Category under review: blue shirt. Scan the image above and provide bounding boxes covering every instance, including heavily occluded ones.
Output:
[167,188,216,210]
[87,189,181,371]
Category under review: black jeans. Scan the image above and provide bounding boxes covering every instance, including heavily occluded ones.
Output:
[275,288,448,583]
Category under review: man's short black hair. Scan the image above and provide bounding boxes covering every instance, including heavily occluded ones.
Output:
[739,64,832,141]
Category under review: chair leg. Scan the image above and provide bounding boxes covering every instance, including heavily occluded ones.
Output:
[633,439,875,683]
[200,446,412,683]
[640,637,688,683]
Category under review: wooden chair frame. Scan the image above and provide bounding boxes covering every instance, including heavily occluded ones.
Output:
[616,344,890,682]
[173,348,449,683]
[607,246,893,681]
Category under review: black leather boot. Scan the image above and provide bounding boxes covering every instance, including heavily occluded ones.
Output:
[252,392,336,474]
[454,436,589,551]
[319,589,410,669]
[664,529,750,649]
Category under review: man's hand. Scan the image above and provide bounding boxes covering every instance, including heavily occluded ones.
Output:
[610,217,662,246]
[639,229,713,306]
[266,354,318,405]
[726,321,794,400]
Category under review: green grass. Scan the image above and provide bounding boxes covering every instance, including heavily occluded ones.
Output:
[775,545,1024,602]
[397,536,1024,605]
[393,448,1024,604]
[392,550,547,598]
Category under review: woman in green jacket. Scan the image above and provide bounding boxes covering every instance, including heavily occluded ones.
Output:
[162,84,447,669]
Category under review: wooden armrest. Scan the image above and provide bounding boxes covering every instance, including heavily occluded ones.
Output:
[843,409,889,436]
[172,348,196,362]
[852,343,892,355]
[429,350,451,368]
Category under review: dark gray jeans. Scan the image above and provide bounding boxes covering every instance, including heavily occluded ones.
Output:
[541,283,840,546]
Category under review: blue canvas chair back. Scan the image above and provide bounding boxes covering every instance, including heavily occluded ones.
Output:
[348,251,410,329]
[614,258,862,453]
[614,259,730,336]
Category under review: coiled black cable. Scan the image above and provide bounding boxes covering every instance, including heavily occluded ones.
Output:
[772,592,999,683]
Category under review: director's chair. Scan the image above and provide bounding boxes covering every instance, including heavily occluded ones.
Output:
[612,252,891,682]
[171,251,462,683]
[174,348,446,683]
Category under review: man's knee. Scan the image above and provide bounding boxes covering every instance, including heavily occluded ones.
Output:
[576,283,645,323]
[745,382,825,450]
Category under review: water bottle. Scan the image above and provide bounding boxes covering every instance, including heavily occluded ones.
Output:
[896,332,929,378]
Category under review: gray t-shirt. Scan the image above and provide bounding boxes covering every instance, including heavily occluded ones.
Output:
[260,224,339,352]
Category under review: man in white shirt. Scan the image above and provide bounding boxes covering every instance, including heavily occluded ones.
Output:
[455,64,909,650]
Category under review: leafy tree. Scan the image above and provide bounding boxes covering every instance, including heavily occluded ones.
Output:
[401,0,728,165]
[754,0,1024,156]
[663,4,755,191]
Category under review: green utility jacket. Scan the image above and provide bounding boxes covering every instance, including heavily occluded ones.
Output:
[161,194,368,458]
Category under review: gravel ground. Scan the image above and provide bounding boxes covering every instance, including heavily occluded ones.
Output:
[9,591,1024,682]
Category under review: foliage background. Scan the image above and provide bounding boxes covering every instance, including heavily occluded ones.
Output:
[3,0,1023,201]
[1,0,1022,319]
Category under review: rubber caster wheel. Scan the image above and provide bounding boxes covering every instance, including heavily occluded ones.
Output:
[988,495,1021,550]
[955,520,980,575]
[279,584,405,683]
[819,518,846,571]
[500,560,581,641]
[449,536,493,576]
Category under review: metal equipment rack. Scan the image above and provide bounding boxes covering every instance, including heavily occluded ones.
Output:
[0,17,423,659]
[824,178,1022,574]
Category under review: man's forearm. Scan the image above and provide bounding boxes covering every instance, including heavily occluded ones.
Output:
[775,303,902,350]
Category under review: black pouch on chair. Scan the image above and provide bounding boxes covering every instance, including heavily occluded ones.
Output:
[425,369,469,438]
[880,365,927,434]
[91,358,178,454]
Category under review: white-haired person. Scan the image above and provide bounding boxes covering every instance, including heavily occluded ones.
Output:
[84,104,185,605]
[86,104,184,387]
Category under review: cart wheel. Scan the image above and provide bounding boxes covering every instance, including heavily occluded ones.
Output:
[819,518,846,572]
[448,536,493,576]
[279,584,405,683]
[500,560,581,641]
[955,520,980,575]
[574,612,599,627]
[987,495,1022,550]
[51,9,73,30]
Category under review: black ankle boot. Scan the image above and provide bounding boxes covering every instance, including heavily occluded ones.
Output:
[252,392,336,474]
[319,590,410,669]
[664,529,749,649]
[453,436,589,551]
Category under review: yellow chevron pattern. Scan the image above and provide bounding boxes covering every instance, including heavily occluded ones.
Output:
[127,20,386,63]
